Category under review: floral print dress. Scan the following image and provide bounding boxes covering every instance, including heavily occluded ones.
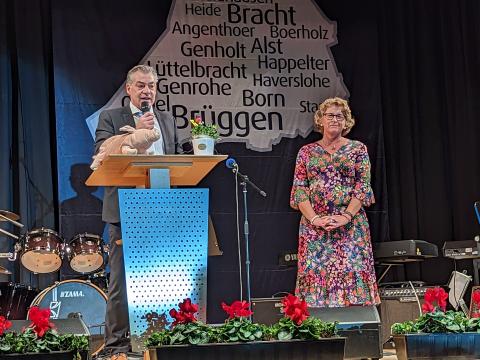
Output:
[290,140,380,307]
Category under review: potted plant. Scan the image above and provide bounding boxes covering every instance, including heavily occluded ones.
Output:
[0,307,89,360]
[144,294,345,360]
[190,116,219,155]
[391,287,480,360]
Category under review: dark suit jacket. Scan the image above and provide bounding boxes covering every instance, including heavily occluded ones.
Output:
[94,105,181,223]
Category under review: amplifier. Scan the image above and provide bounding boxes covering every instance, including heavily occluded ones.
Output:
[443,240,480,260]
[379,285,434,302]
[379,300,423,346]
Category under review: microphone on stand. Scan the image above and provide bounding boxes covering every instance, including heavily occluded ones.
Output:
[226,158,239,170]
[225,158,266,197]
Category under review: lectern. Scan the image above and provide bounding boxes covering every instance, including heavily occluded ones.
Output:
[86,154,226,351]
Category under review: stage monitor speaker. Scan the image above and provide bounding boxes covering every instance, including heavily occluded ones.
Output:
[309,306,382,360]
[251,297,283,325]
[378,299,422,346]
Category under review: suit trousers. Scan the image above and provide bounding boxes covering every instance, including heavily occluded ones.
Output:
[105,223,130,354]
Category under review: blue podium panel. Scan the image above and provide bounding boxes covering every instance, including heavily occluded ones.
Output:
[118,189,209,352]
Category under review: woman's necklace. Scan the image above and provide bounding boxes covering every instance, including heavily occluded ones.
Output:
[319,137,344,161]
[320,137,343,151]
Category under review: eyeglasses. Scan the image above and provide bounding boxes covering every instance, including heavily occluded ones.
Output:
[324,113,345,121]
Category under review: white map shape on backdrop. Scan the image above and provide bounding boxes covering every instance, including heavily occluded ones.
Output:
[86,0,349,151]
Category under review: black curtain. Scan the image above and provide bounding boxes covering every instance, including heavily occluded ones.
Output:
[378,0,480,284]
[0,0,58,289]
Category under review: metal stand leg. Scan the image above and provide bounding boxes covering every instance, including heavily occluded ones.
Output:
[473,259,480,286]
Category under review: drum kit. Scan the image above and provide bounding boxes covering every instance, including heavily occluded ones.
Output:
[0,209,109,356]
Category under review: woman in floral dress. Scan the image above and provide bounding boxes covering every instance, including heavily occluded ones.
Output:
[290,97,380,307]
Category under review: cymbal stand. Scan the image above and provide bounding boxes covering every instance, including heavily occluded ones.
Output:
[0,211,24,239]
[0,243,21,261]
[0,213,24,228]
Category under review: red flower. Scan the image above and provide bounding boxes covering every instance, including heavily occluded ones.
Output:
[28,306,54,337]
[221,300,253,319]
[194,116,202,124]
[169,298,198,326]
[421,301,435,314]
[422,287,448,313]
[472,290,480,307]
[0,315,12,335]
[179,298,198,314]
[281,294,309,325]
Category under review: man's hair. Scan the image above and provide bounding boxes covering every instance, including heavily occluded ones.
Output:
[126,65,158,84]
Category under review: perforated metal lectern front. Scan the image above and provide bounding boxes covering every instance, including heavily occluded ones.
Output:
[118,189,209,352]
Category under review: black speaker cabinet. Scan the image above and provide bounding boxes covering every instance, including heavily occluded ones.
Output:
[378,299,422,346]
[309,306,382,360]
[251,297,283,325]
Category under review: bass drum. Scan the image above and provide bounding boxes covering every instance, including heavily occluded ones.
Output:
[29,279,106,356]
[0,283,39,319]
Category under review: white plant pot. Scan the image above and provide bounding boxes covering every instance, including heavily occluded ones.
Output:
[192,135,215,155]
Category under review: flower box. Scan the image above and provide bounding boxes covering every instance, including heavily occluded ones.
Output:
[0,351,75,360]
[393,333,480,360]
[146,338,346,360]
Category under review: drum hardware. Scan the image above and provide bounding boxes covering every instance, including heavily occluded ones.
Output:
[0,228,19,240]
[0,210,24,240]
[86,270,109,292]
[0,244,21,275]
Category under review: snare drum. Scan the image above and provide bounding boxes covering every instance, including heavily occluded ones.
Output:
[67,233,104,274]
[21,228,64,273]
[29,279,107,356]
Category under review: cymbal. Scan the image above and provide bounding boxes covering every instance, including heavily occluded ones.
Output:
[0,210,20,221]
[0,265,11,275]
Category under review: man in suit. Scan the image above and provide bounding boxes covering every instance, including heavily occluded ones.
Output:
[94,65,180,360]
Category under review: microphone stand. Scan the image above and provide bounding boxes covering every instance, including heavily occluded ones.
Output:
[231,166,266,320]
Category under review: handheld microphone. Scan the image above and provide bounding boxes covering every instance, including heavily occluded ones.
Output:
[226,158,238,169]
[140,101,150,114]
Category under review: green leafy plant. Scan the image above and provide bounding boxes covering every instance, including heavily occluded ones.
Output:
[391,287,480,335]
[0,308,88,359]
[145,321,214,346]
[215,317,269,343]
[145,295,338,349]
[190,116,219,139]
[272,317,338,341]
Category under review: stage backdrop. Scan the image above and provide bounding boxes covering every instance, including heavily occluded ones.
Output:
[53,0,386,322]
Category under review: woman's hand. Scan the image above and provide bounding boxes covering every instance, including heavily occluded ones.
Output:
[321,215,349,231]
[312,216,336,230]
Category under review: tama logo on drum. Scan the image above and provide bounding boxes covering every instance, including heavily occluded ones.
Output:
[59,290,85,298]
